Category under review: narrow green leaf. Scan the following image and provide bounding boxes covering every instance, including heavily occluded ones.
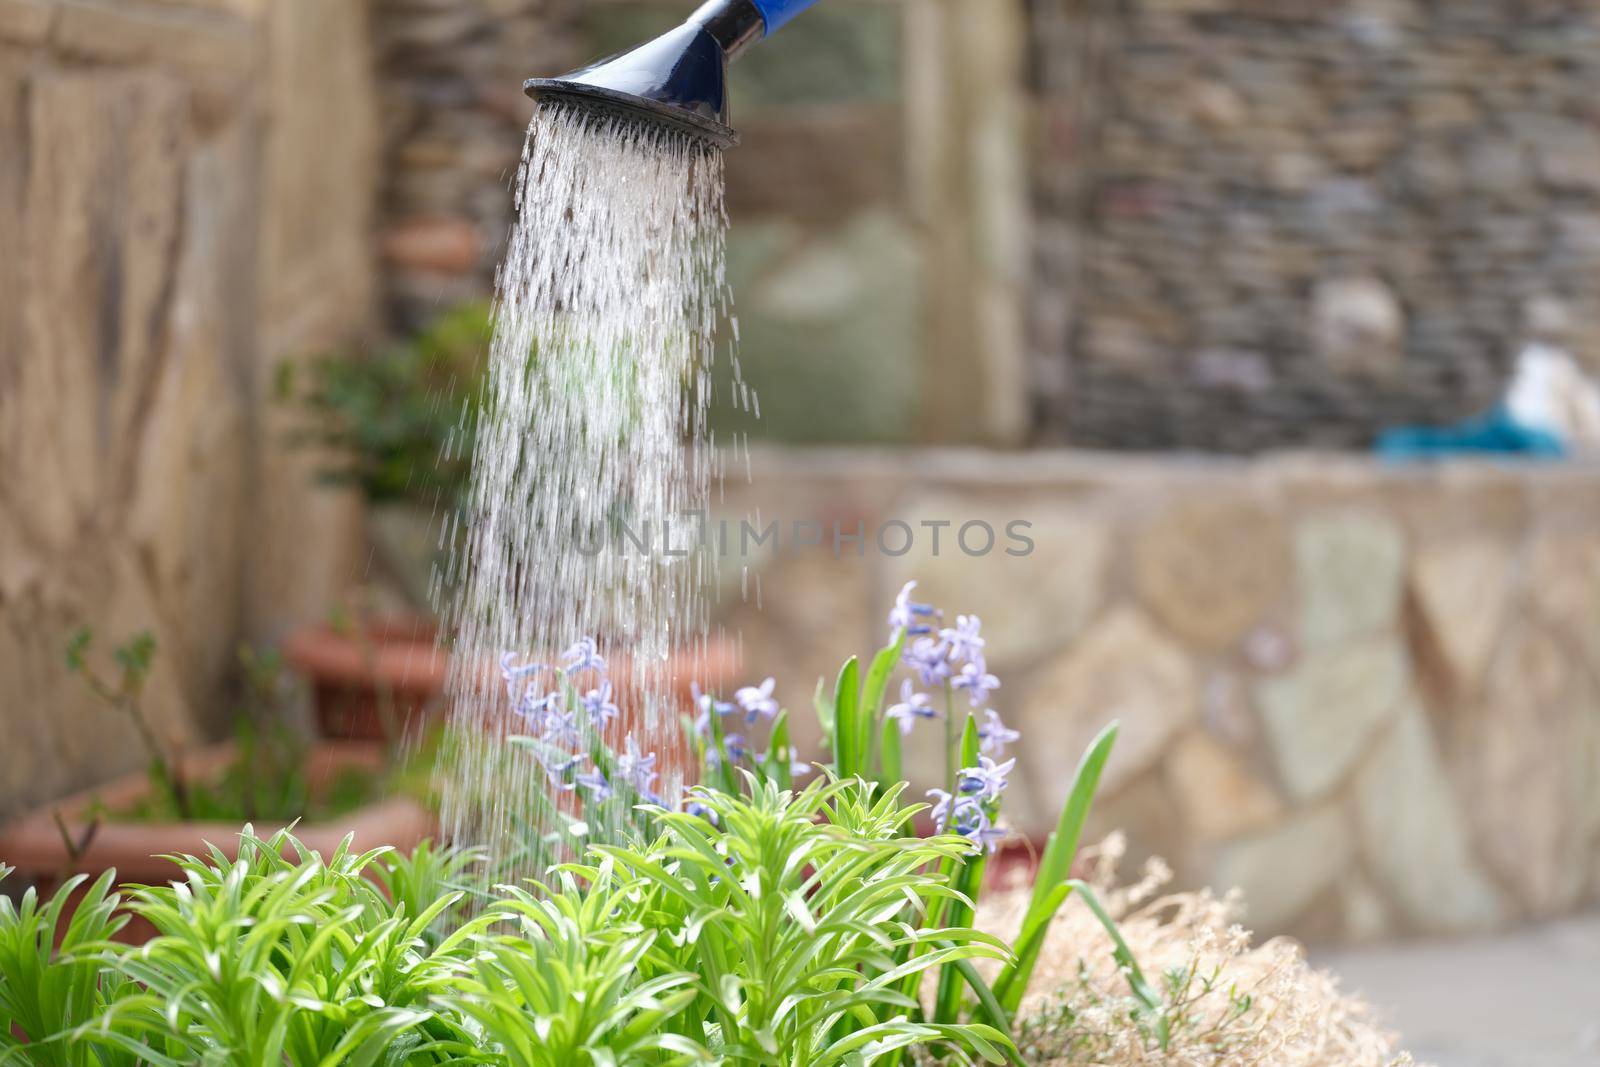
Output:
[959,710,981,767]
[934,844,986,1024]
[951,959,1024,1065]
[860,630,905,777]
[762,710,793,791]
[813,675,834,748]
[994,720,1117,1014]
[1030,721,1117,914]
[879,715,903,787]
[705,702,740,795]
[1066,879,1166,1041]
[832,656,862,779]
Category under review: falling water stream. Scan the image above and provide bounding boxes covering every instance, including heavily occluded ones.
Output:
[435,103,742,883]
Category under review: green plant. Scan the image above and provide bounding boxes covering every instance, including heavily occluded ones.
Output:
[0,867,136,1066]
[65,628,187,819]
[10,585,1211,1064]
[64,630,383,827]
[80,829,474,1066]
[283,301,492,507]
[0,803,1020,1065]
[487,587,1127,1059]
[686,585,1121,1051]
[438,866,709,1066]
[595,777,1015,1065]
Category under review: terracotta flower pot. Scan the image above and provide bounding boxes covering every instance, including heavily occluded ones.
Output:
[0,740,433,944]
[282,616,740,741]
[984,835,1050,889]
[282,616,450,741]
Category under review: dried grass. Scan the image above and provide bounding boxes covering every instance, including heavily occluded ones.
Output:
[974,834,1423,1067]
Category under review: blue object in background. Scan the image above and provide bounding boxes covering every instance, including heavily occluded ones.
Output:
[1375,405,1567,460]
[752,0,822,32]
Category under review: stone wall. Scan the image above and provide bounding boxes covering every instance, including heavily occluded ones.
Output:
[1027,0,1600,451]
[713,450,1600,941]
[374,0,578,332]
[0,0,376,819]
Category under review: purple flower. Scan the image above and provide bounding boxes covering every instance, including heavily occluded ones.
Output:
[734,677,779,723]
[929,790,1005,852]
[575,768,613,802]
[691,683,736,737]
[885,680,939,736]
[684,797,719,824]
[930,791,1003,849]
[722,733,748,763]
[579,681,620,729]
[499,652,545,703]
[541,706,584,748]
[904,636,953,687]
[500,653,554,720]
[512,688,563,726]
[940,615,986,665]
[888,581,940,636]
[561,636,607,677]
[951,802,1007,854]
[956,755,1015,803]
[977,708,1020,756]
[614,736,659,795]
[537,750,584,791]
[951,658,1000,707]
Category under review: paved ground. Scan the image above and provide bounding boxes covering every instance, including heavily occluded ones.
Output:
[1314,914,1600,1066]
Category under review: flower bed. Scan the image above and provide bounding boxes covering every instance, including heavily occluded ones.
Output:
[0,586,1421,1063]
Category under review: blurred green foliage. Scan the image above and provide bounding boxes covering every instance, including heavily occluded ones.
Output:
[280,302,492,507]
[65,629,381,826]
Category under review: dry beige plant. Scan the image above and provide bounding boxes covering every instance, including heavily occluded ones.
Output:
[973,834,1422,1067]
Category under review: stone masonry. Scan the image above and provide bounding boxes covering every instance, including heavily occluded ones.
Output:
[0,0,375,820]
[713,449,1600,942]
[374,0,579,332]
[1027,0,1600,451]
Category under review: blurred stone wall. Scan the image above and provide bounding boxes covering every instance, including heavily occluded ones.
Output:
[716,450,1600,941]
[1028,0,1600,451]
[0,0,376,819]
[374,0,579,332]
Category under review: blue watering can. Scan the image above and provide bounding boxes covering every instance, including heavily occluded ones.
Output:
[525,0,823,151]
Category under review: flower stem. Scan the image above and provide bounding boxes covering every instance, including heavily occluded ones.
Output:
[944,683,956,794]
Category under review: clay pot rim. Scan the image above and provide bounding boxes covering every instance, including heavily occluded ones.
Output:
[0,740,433,884]
[282,616,449,693]
[281,619,740,696]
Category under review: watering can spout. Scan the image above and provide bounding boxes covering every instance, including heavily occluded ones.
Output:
[524,0,822,151]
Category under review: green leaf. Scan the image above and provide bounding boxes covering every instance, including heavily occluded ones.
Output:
[951,959,1024,1064]
[860,629,905,777]
[831,657,862,779]
[934,845,986,1022]
[761,710,794,791]
[704,703,740,795]
[813,675,833,747]
[993,720,1117,1015]
[1067,879,1167,1045]
[879,714,903,787]
[959,710,981,767]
